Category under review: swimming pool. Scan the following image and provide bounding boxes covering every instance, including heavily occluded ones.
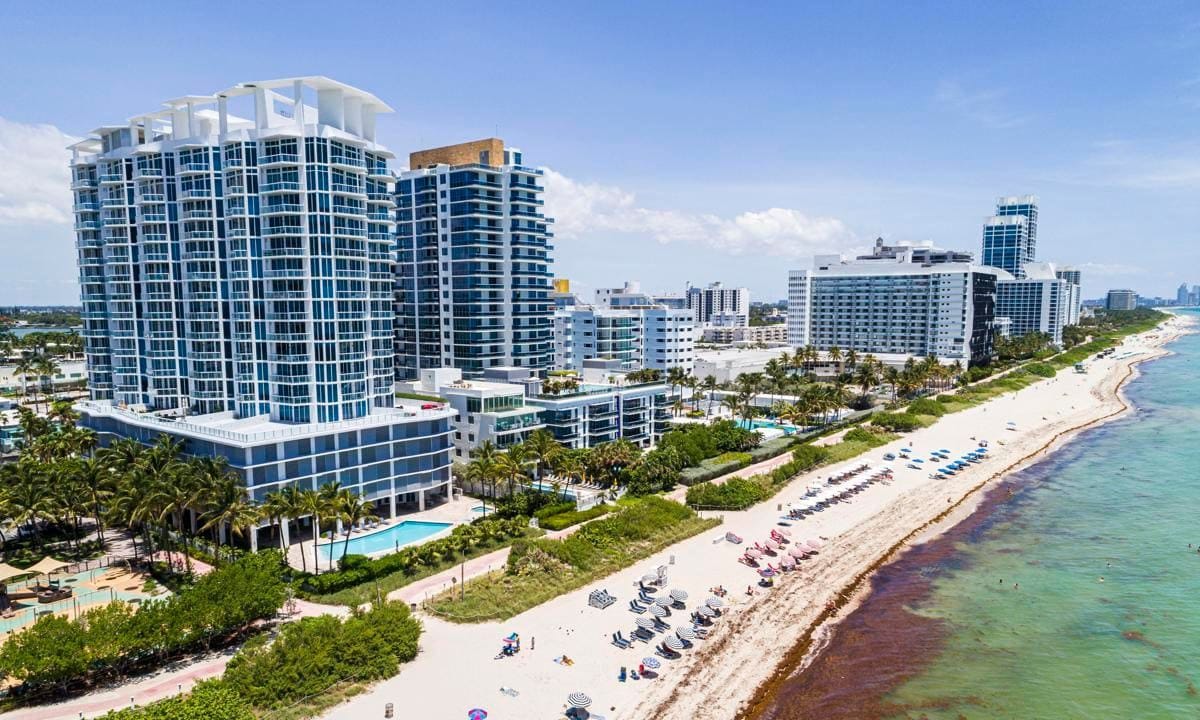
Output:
[528,481,578,499]
[320,520,453,559]
[737,418,797,434]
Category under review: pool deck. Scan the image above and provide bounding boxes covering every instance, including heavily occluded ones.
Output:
[284,495,480,573]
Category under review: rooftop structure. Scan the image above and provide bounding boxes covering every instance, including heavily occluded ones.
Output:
[981,195,1038,278]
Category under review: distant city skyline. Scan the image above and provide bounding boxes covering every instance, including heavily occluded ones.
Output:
[3,2,1200,304]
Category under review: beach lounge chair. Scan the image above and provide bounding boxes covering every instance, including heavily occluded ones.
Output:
[611,632,631,649]
[629,600,646,614]
[633,627,654,642]
[589,589,616,609]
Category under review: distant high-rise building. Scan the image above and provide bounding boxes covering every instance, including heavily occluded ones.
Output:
[788,244,999,365]
[981,195,1038,278]
[394,138,554,379]
[1055,266,1082,325]
[1177,283,1191,306]
[71,78,456,550]
[686,282,750,326]
[555,283,694,374]
[1105,289,1138,311]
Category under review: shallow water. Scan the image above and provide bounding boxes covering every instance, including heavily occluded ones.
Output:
[752,312,1200,719]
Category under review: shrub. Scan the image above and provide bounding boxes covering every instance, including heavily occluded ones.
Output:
[222,600,421,710]
[871,412,926,432]
[791,444,832,470]
[0,552,288,693]
[936,394,956,403]
[748,436,795,462]
[843,427,882,443]
[1025,362,1057,378]
[906,398,946,416]
[100,681,252,720]
[538,504,610,531]
[533,500,577,522]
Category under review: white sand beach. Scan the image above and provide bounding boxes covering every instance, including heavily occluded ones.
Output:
[325,316,1192,720]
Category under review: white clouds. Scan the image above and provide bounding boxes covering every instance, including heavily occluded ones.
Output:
[541,168,855,258]
[935,80,1030,129]
[1075,138,1200,189]
[0,117,77,224]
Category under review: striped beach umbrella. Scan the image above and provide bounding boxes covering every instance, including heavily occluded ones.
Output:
[641,656,661,669]
[698,605,716,617]
[663,635,685,651]
[635,616,655,629]
[654,596,672,607]
[567,692,592,708]
[705,596,725,608]
[669,588,688,603]
[649,604,668,618]
[675,626,696,640]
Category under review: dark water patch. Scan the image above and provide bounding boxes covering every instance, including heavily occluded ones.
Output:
[751,475,1029,720]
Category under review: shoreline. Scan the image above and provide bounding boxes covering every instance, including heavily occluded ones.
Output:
[735,331,1167,719]
[637,315,1193,720]
[317,317,1191,720]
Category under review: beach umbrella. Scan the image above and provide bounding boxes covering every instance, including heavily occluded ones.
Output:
[745,547,763,559]
[913,458,924,463]
[780,557,795,569]
[676,626,697,640]
[654,596,672,607]
[468,710,488,720]
[776,527,792,537]
[706,596,725,608]
[759,567,777,578]
[567,692,592,709]
[900,447,912,452]
[765,538,781,550]
[649,604,668,618]
[663,635,685,651]
[669,588,688,603]
[641,573,659,586]
[789,546,807,558]
[806,538,824,549]
[641,656,661,669]
[698,605,717,618]
[635,616,655,629]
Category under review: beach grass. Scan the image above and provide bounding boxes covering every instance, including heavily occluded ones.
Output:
[426,498,720,622]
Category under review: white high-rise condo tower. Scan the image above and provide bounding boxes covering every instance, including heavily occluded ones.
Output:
[70,78,455,555]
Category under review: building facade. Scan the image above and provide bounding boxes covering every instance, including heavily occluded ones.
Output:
[981,195,1038,278]
[71,78,455,547]
[528,382,670,450]
[686,282,750,326]
[394,138,554,379]
[553,305,694,374]
[996,264,1071,346]
[1105,289,1138,311]
[405,368,544,461]
[701,324,788,345]
[787,247,999,365]
[1054,266,1082,325]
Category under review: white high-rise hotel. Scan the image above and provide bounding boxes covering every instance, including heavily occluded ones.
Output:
[71,78,455,550]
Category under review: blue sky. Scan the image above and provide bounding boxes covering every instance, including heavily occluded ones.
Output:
[2,1,1198,304]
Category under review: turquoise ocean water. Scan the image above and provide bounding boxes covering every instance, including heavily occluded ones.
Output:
[754,310,1200,719]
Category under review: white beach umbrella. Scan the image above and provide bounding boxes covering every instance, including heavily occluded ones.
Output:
[676,626,697,640]
[649,604,669,618]
[697,605,717,617]
[654,596,672,607]
[663,635,685,651]
[567,692,592,708]
[635,616,655,629]
[705,596,725,608]
[669,588,689,603]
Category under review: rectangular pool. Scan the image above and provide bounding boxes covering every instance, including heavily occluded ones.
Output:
[320,520,452,559]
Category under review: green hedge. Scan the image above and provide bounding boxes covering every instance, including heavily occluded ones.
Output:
[871,412,927,432]
[0,552,287,693]
[298,516,528,597]
[100,682,252,720]
[906,397,946,416]
[538,504,611,531]
[1024,362,1057,378]
[222,600,421,710]
[533,500,577,522]
[394,391,448,403]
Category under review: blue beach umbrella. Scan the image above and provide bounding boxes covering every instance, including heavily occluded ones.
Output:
[913,458,925,463]
[468,710,488,720]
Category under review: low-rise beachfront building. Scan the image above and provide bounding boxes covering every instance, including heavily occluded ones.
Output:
[526,380,671,450]
[403,367,545,460]
[78,399,455,550]
[693,346,794,383]
[701,324,788,345]
[1105,289,1138,311]
[787,241,1000,365]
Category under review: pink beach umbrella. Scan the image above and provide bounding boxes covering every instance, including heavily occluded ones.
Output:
[765,538,781,550]
[745,547,763,559]
[806,539,824,551]
[789,546,807,558]
[775,527,792,537]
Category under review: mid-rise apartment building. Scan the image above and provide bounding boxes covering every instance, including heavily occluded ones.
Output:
[788,244,999,365]
[1105,289,1138,311]
[995,263,1071,346]
[1054,266,1082,325]
[71,78,455,549]
[529,381,671,451]
[553,305,695,374]
[394,138,554,379]
[686,281,750,326]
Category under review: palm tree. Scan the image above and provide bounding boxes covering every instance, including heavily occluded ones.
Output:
[828,346,843,375]
[298,487,325,572]
[261,489,292,554]
[493,453,528,499]
[334,490,379,565]
[33,356,60,413]
[13,357,34,406]
[4,462,52,550]
[523,429,561,484]
[71,455,114,544]
[467,441,501,503]
[666,367,688,403]
[845,348,859,371]
[701,375,718,418]
[279,485,307,572]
